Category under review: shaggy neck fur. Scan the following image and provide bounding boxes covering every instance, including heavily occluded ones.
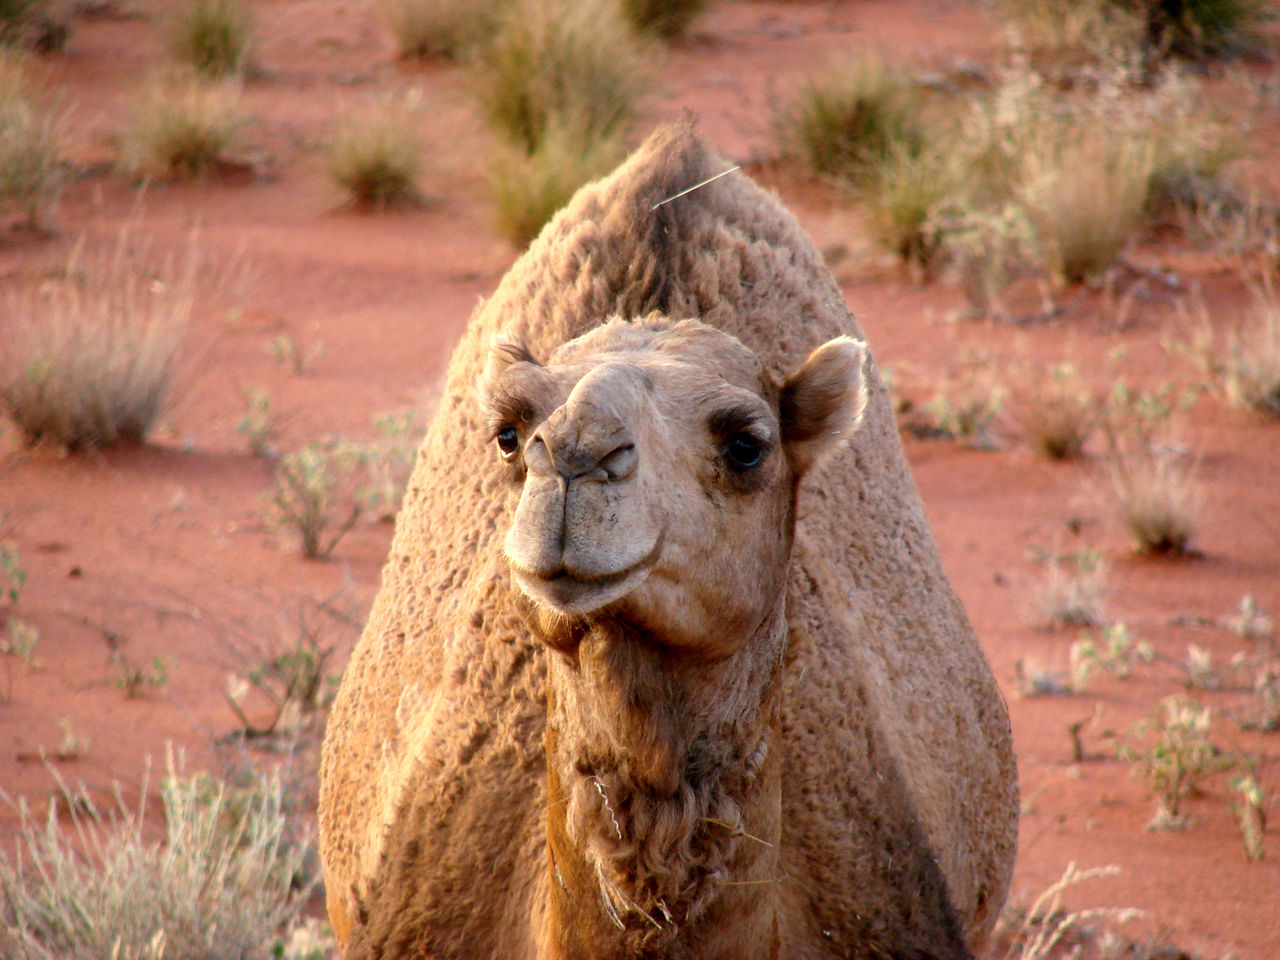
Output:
[535,604,788,960]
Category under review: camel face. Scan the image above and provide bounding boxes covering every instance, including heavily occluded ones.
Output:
[484,316,866,657]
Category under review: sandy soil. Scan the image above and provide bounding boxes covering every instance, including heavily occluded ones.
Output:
[1,1,1278,957]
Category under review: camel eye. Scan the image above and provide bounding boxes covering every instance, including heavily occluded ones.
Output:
[495,426,520,460]
[724,433,763,470]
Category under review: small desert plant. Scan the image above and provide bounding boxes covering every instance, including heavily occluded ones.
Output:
[165,0,254,79]
[118,73,246,179]
[474,0,649,154]
[0,755,318,959]
[270,442,362,560]
[778,53,925,185]
[345,408,425,522]
[919,366,1005,448]
[325,96,425,208]
[236,386,278,457]
[1120,695,1233,827]
[1,541,25,608]
[1010,361,1098,460]
[0,230,193,451]
[1035,548,1107,629]
[488,118,625,246]
[619,0,708,38]
[375,0,507,60]
[1069,622,1152,689]
[0,52,63,227]
[224,603,345,739]
[111,651,172,698]
[267,331,324,374]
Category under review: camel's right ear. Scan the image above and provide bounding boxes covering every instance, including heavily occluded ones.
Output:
[780,336,868,477]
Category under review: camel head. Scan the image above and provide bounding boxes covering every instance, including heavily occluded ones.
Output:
[482,315,867,658]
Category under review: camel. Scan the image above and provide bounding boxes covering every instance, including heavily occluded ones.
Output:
[318,121,1018,959]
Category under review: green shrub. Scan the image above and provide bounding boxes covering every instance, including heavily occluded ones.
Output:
[0,231,192,451]
[0,53,62,227]
[375,0,507,59]
[474,0,649,153]
[0,755,318,960]
[488,119,624,246]
[165,0,254,78]
[619,0,708,38]
[325,97,425,208]
[778,53,925,184]
[118,73,246,180]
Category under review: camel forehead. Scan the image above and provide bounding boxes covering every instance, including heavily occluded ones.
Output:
[547,317,769,399]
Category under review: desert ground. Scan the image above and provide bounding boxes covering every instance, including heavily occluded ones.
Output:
[1,1,1279,957]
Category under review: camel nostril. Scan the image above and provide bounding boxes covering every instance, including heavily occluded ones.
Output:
[598,443,637,482]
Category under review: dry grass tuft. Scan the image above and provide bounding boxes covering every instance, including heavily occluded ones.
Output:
[0,52,63,227]
[488,119,624,247]
[1010,361,1098,460]
[0,229,194,451]
[473,0,649,154]
[1020,124,1154,284]
[325,95,426,209]
[777,53,925,185]
[0,753,318,960]
[1104,442,1199,555]
[118,73,247,180]
[164,0,254,79]
[1224,276,1280,417]
[374,0,508,60]
[1035,548,1108,629]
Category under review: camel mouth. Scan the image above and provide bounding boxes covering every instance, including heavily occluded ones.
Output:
[510,537,662,615]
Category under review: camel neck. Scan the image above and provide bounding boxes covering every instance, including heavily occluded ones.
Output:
[540,616,786,960]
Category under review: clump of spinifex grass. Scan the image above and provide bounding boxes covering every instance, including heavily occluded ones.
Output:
[488,117,625,246]
[164,0,255,79]
[619,0,708,39]
[0,229,194,451]
[0,52,63,228]
[777,53,925,185]
[375,0,509,60]
[474,0,649,245]
[325,95,426,209]
[473,0,650,154]
[118,72,247,180]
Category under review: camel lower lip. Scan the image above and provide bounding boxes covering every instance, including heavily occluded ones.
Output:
[513,562,650,613]
[511,539,662,614]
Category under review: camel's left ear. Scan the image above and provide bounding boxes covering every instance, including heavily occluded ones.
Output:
[780,336,868,477]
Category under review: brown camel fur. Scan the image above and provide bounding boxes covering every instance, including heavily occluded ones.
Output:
[318,121,1019,960]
